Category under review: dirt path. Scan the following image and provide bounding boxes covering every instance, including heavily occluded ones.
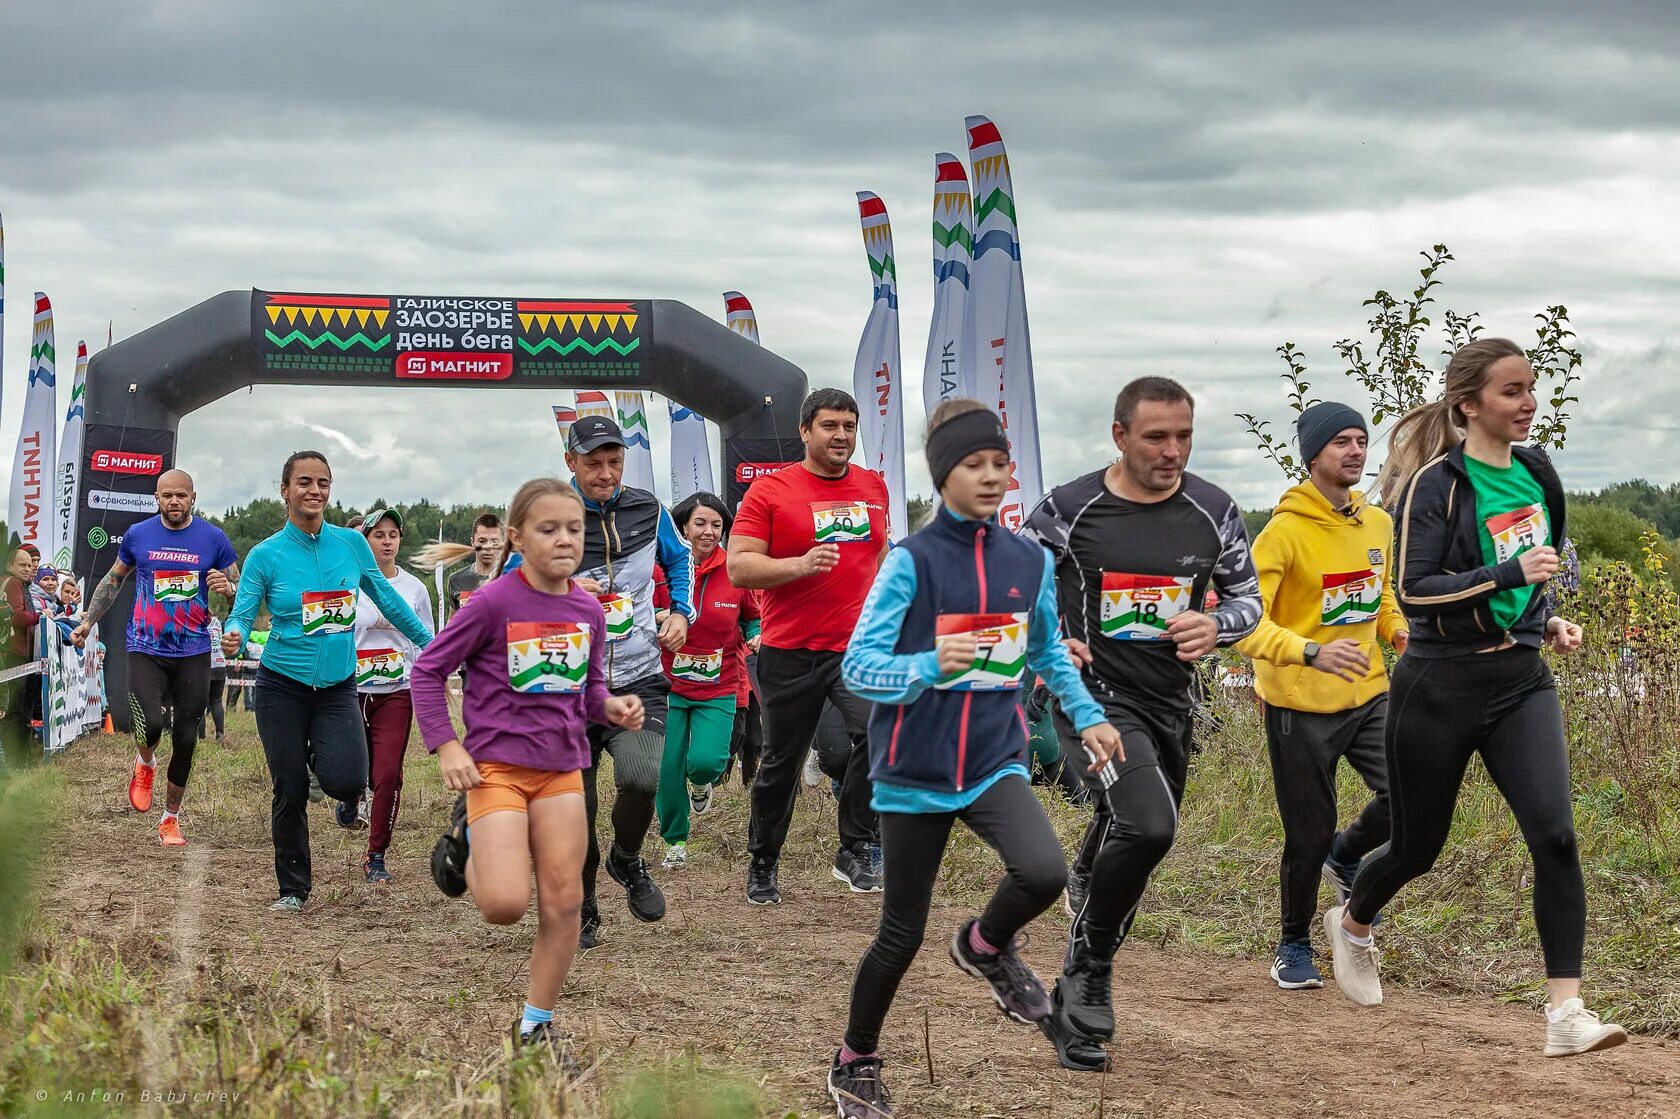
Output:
[38,735,1680,1118]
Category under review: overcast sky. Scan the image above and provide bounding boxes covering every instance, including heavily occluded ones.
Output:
[3,1,1678,518]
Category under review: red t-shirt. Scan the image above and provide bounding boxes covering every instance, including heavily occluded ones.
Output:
[731,463,888,652]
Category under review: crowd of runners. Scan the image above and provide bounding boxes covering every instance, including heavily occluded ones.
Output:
[24,336,1631,1117]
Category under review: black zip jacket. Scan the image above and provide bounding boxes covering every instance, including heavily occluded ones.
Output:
[1393,443,1566,658]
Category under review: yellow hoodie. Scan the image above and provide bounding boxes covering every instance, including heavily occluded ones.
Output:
[1235,483,1407,714]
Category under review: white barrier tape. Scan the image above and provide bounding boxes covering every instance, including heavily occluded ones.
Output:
[0,659,48,684]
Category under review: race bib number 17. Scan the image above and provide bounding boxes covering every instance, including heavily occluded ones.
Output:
[1321,570,1381,626]
[300,590,356,635]
[811,501,872,545]
[934,613,1029,691]
[507,622,591,694]
[1487,503,1549,564]
[1099,574,1195,641]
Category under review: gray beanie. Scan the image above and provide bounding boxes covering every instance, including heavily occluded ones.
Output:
[1297,401,1367,468]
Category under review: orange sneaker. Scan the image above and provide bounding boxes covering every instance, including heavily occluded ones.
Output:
[159,815,187,847]
[128,761,156,813]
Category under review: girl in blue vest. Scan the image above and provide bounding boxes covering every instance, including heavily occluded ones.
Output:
[827,400,1123,1118]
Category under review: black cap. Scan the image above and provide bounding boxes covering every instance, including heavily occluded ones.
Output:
[567,415,627,455]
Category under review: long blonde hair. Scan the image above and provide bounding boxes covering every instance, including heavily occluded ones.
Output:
[411,479,585,578]
[1375,337,1525,504]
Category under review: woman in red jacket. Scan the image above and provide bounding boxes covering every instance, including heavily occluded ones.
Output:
[656,492,760,868]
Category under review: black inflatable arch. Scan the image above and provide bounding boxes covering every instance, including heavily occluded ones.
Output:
[75,289,809,730]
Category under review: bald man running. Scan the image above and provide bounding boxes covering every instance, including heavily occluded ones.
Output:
[74,469,240,846]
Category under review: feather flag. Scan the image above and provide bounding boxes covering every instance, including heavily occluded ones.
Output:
[966,115,1044,532]
[615,391,656,493]
[724,290,761,345]
[9,294,58,555]
[852,193,908,541]
[51,342,88,570]
[552,403,579,441]
[667,402,715,502]
[925,154,975,413]
[574,390,614,422]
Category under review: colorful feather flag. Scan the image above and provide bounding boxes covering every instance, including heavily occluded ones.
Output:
[9,293,58,554]
[615,391,656,493]
[51,342,88,570]
[925,154,974,413]
[852,193,908,540]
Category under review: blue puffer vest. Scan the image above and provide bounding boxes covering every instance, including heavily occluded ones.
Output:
[867,512,1045,793]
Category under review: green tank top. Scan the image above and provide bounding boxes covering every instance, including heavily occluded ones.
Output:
[1462,453,1549,630]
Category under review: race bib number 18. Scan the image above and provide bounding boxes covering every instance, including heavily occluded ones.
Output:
[153,570,199,603]
[300,590,356,635]
[811,501,872,545]
[934,612,1029,691]
[1321,570,1381,626]
[507,622,591,694]
[1099,573,1195,641]
[597,594,634,644]
[1487,503,1549,564]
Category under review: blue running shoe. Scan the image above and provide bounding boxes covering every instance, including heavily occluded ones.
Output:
[1270,939,1323,990]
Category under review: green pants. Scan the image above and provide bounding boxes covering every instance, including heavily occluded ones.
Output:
[657,693,736,843]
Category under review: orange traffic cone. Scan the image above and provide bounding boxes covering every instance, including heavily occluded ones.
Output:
[102,712,115,735]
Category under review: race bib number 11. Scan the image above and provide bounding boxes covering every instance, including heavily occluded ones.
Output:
[300,590,356,635]
[934,612,1029,691]
[1099,573,1194,641]
[507,622,591,694]
[1321,570,1381,626]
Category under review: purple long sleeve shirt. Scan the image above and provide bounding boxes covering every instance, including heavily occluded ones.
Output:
[411,569,610,773]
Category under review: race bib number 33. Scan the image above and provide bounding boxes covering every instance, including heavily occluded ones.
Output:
[1321,570,1381,626]
[1099,573,1194,641]
[935,612,1029,691]
[300,590,356,635]
[811,501,872,545]
[507,622,591,694]
[1487,503,1549,564]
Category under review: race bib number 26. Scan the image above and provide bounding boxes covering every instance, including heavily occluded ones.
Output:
[507,622,591,694]
[300,590,356,635]
[1099,573,1194,641]
[935,613,1028,691]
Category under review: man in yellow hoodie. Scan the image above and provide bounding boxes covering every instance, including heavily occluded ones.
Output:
[1237,401,1408,991]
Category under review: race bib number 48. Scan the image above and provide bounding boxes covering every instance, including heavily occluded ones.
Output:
[1487,503,1549,564]
[153,570,199,603]
[300,590,356,635]
[935,612,1029,691]
[670,648,724,685]
[597,594,634,644]
[1321,570,1381,627]
[507,622,591,694]
[811,501,872,545]
[355,647,406,687]
[1100,573,1195,641]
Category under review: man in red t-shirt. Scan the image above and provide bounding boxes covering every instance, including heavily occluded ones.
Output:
[729,388,889,904]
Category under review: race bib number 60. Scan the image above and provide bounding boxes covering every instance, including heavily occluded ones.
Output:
[1099,573,1194,641]
[811,501,872,545]
[507,622,591,694]
[935,612,1029,691]
[300,590,356,636]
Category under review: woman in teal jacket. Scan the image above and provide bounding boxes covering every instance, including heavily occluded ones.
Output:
[223,451,433,912]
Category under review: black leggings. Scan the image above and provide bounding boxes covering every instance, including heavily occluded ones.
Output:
[1349,647,1584,979]
[844,775,1066,1055]
[127,652,212,789]
[200,674,226,738]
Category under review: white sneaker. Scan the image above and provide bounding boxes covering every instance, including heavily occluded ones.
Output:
[357,789,371,826]
[1324,904,1382,1006]
[1544,998,1629,1057]
[661,842,688,870]
[689,783,714,816]
[802,749,823,788]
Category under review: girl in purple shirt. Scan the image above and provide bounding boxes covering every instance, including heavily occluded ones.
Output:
[411,478,643,1053]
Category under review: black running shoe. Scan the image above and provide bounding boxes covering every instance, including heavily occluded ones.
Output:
[832,844,882,893]
[746,857,780,906]
[1038,982,1112,1072]
[511,1018,581,1074]
[828,1051,892,1117]
[578,897,602,950]
[1058,942,1115,1041]
[429,793,469,898]
[1063,862,1092,918]
[334,797,364,830]
[948,919,1052,1023]
[605,843,666,922]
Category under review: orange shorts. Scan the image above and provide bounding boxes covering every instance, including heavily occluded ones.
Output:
[466,761,585,825]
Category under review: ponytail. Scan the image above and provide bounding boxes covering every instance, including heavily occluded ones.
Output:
[1375,399,1461,505]
[410,542,476,572]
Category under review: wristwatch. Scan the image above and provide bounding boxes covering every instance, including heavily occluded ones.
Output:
[1303,641,1321,666]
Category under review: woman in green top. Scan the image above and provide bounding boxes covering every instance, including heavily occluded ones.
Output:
[1323,339,1625,1058]
[222,451,432,912]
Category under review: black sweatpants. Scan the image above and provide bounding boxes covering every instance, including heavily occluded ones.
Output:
[251,666,364,901]
[127,652,212,790]
[748,646,874,861]
[729,692,764,786]
[844,775,1067,1054]
[1349,647,1584,978]
[1062,697,1192,961]
[199,672,227,738]
[582,673,669,902]
[1266,694,1391,943]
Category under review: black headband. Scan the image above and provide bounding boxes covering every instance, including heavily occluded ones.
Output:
[926,408,1011,492]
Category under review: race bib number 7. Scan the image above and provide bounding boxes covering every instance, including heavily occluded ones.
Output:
[507,622,591,694]
[1099,573,1195,641]
[153,570,199,603]
[1487,503,1549,564]
[1321,570,1381,627]
[935,612,1029,691]
[812,501,872,545]
[300,590,356,635]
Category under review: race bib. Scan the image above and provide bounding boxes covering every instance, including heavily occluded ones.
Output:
[1321,569,1381,627]
[507,622,591,694]
[300,589,356,635]
[934,612,1029,691]
[153,569,199,604]
[1099,573,1195,641]
[597,594,634,644]
[811,501,872,545]
[355,647,406,687]
[670,648,725,685]
[1487,503,1549,564]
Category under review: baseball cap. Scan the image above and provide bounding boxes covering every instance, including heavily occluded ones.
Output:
[360,507,404,534]
[567,415,627,455]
